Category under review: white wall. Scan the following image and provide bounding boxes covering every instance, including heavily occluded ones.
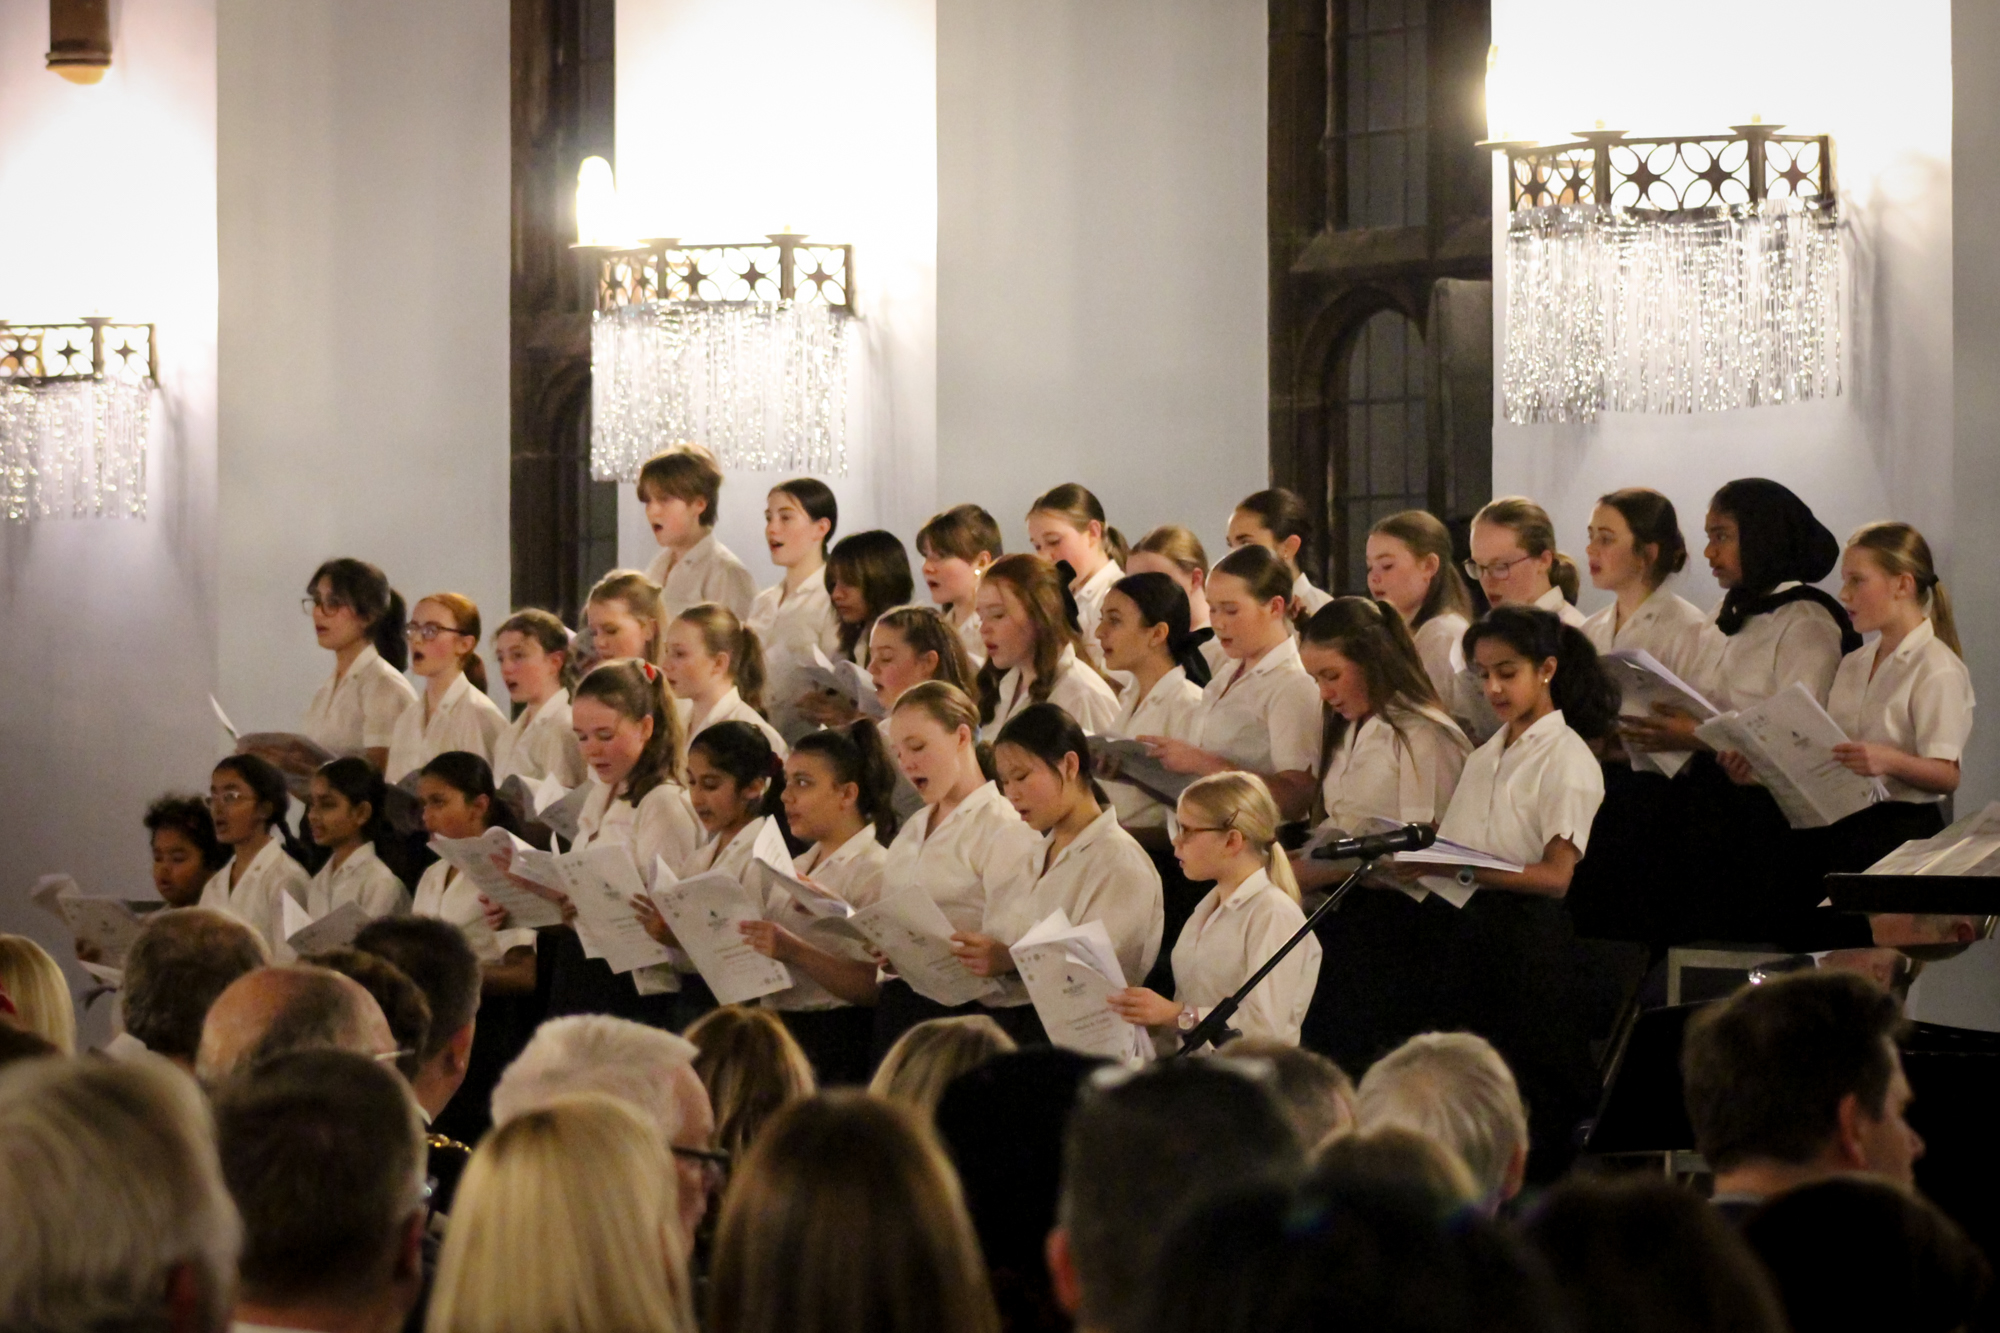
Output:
[615,0,938,575]
[0,1,219,970]
[936,0,1268,564]
[1489,3,1973,782]
[217,0,511,728]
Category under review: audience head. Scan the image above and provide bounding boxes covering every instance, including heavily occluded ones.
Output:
[1052,1059,1305,1332]
[0,1054,241,1333]
[869,603,978,704]
[668,602,768,713]
[1524,1175,1787,1333]
[710,1091,1000,1333]
[1843,520,1961,654]
[1354,1031,1529,1211]
[0,1024,58,1069]
[1368,509,1472,626]
[1471,496,1578,607]
[146,793,229,906]
[888,681,985,803]
[308,556,409,670]
[787,718,903,846]
[1174,771,1299,901]
[825,530,915,658]
[492,1014,715,1245]
[869,1014,1016,1114]
[307,756,388,853]
[585,568,668,665]
[494,606,579,704]
[1027,482,1117,577]
[765,477,838,569]
[195,964,397,1085]
[1302,595,1444,727]
[431,1094,693,1333]
[1589,487,1689,595]
[209,753,297,854]
[1313,1125,1483,1214]
[353,914,482,1118]
[408,591,489,692]
[1227,487,1315,579]
[1682,969,1921,1188]
[1462,604,1622,743]
[122,907,269,1066]
[684,1005,816,1161]
[916,503,1003,612]
[1099,570,1209,685]
[0,935,74,1054]
[212,1049,426,1326]
[975,553,1086,699]
[1743,1177,1990,1333]
[637,443,723,536]
[686,720,784,836]
[302,947,431,1082]
[1208,544,1295,656]
[575,657,688,797]
[1226,1038,1356,1149]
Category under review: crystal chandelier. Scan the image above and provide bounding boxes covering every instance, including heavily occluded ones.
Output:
[0,319,156,522]
[1491,125,1841,424]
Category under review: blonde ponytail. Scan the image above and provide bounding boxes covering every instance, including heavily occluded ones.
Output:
[1178,772,1298,903]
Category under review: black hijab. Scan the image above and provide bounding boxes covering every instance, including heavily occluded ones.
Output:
[1710,478,1861,652]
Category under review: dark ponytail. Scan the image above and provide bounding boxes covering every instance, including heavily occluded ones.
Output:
[688,721,787,821]
[1110,571,1210,687]
[309,558,409,671]
[418,751,520,835]
[1461,606,1620,743]
[994,702,1109,806]
[793,718,904,845]
[314,757,390,848]
[214,754,312,868]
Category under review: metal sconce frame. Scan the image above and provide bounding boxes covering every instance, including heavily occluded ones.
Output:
[0,319,157,385]
[1495,123,1835,217]
[593,232,855,314]
[0,319,157,522]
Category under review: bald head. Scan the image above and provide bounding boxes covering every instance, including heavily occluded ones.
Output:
[196,966,396,1085]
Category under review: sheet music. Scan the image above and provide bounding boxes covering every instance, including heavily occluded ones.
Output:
[1399,838,1525,909]
[430,830,565,928]
[209,695,239,740]
[648,870,793,1004]
[848,886,1001,1007]
[1862,801,2000,877]
[30,873,81,922]
[804,646,886,719]
[534,780,592,843]
[285,900,371,955]
[1091,737,1198,805]
[58,897,147,966]
[554,845,674,974]
[1695,682,1883,829]
[1603,649,1717,779]
[1010,910,1151,1062]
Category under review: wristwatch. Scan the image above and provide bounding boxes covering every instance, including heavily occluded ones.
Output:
[1456,867,1478,887]
[1177,1004,1200,1032]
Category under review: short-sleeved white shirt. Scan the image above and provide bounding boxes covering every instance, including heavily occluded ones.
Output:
[1167,868,1321,1048]
[762,826,888,1012]
[1105,665,1206,826]
[492,689,587,788]
[305,841,410,920]
[1319,705,1472,833]
[647,531,758,621]
[1435,709,1605,893]
[1826,619,1975,804]
[688,685,789,758]
[198,839,312,961]
[1194,636,1322,775]
[953,610,987,667]
[983,809,1165,1003]
[1704,587,1847,711]
[881,781,1041,935]
[303,644,419,756]
[989,646,1122,736]
[412,859,536,962]
[1580,586,1719,686]
[384,673,510,783]
[1413,613,1469,706]
[1292,572,1334,617]
[747,575,842,742]
[573,776,706,879]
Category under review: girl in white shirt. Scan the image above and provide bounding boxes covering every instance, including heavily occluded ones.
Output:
[873,682,1043,1058]
[956,703,1167,1039]
[868,606,980,711]
[298,558,418,773]
[1451,498,1586,744]
[747,478,841,742]
[976,554,1121,735]
[1229,487,1333,618]
[917,503,1004,667]
[796,531,915,728]
[664,603,787,757]
[303,758,410,920]
[1145,546,1322,821]
[411,751,537,985]
[740,720,903,1084]
[490,609,587,788]
[1580,489,1716,686]
[1027,483,1123,667]
[1366,510,1474,705]
[1106,772,1321,1050]
[198,755,313,960]
[583,569,668,669]
[385,593,509,782]
[1129,524,1227,676]
[636,444,757,620]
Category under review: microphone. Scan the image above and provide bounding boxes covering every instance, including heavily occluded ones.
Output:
[1309,823,1437,861]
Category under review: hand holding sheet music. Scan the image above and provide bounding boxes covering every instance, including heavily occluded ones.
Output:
[648,870,793,1004]
[1092,737,1198,805]
[848,887,1001,1007]
[804,646,886,719]
[1397,838,1526,908]
[553,846,674,974]
[1694,682,1885,829]
[431,829,566,929]
[282,898,373,955]
[1603,649,1717,777]
[1012,910,1151,1062]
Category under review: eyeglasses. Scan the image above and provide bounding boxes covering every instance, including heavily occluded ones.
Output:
[672,1144,732,1181]
[301,595,352,616]
[207,790,255,809]
[405,621,467,643]
[373,1048,415,1064]
[1462,554,1531,582]
[1167,814,1233,844]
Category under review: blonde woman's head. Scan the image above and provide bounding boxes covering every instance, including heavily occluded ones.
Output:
[685,1006,816,1160]
[0,935,75,1054]
[868,1016,1016,1116]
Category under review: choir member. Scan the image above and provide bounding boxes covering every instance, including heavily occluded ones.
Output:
[1128,523,1226,674]
[1026,483,1123,666]
[1366,510,1474,704]
[411,752,537,986]
[198,755,313,959]
[384,592,508,782]
[976,553,1121,734]
[1229,487,1332,617]
[489,608,587,788]
[637,444,756,620]
[302,757,410,918]
[583,569,668,668]
[664,603,786,755]
[300,557,417,772]
[916,503,1004,667]
[746,478,842,742]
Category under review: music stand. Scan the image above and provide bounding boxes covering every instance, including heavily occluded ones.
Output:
[1582,1002,1707,1163]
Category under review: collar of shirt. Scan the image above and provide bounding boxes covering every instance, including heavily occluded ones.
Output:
[1497,707,1570,759]
[1534,585,1570,616]
[1007,643,1079,691]
[666,531,718,575]
[1222,633,1303,688]
[1219,867,1276,912]
[1039,807,1121,875]
[527,686,570,722]
[930,780,1011,838]
[1882,616,1937,667]
[242,837,290,882]
[328,841,382,879]
[337,641,383,684]
[1077,560,1122,601]
[694,685,745,731]
[430,671,473,719]
[805,824,878,876]
[1126,665,1190,716]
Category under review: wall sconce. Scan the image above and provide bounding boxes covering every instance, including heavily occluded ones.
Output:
[1488,123,1841,423]
[576,159,855,482]
[47,0,113,84]
[0,320,156,522]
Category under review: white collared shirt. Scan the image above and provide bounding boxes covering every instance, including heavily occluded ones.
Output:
[1436,709,1605,876]
[882,782,1042,935]
[1580,586,1720,686]
[492,689,587,788]
[1072,560,1124,669]
[763,826,888,1012]
[1412,612,1469,705]
[984,809,1165,1004]
[384,673,509,783]
[1534,584,1589,629]
[413,860,536,962]
[302,643,418,756]
[1194,636,1322,775]
[1105,665,1206,826]
[1168,868,1321,1047]
[747,574,842,742]
[953,609,986,667]
[1826,619,1974,804]
[1292,572,1334,617]
[1704,585,1846,711]
[647,531,758,621]
[573,776,706,878]
[990,645,1122,735]
[688,685,789,757]
[1319,705,1472,833]
[305,841,410,919]
[688,816,765,879]
[199,839,312,960]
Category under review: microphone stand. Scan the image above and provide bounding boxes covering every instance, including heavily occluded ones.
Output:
[1172,851,1385,1057]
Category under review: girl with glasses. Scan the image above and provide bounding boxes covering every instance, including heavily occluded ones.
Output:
[197,754,313,958]
[384,592,508,782]
[299,557,417,773]
[1466,498,1586,627]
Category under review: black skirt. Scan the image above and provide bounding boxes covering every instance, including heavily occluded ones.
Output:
[870,980,1044,1063]
[1564,762,1685,952]
[539,926,686,1030]
[1300,881,1459,1077]
[779,1006,879,1086]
